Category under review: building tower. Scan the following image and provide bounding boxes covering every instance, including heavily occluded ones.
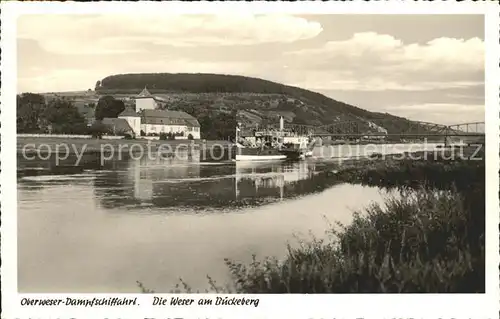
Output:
[134,86,157,111]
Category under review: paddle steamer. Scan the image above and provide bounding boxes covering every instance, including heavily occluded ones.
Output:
[233,117,313,161]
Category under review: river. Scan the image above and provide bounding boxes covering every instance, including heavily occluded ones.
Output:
[17,144,437,293]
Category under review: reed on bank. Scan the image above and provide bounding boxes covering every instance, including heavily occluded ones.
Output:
[149,186,483,294]
[218,186,484,293]
[138,156,485,293]
[218,159,484,293]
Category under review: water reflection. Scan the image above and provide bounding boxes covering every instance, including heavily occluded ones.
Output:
[18,147,345,211]
[21,144,431,212]
[235,161,315,201]
[91,157,324,211]
[17,152,346,211]
[16,144,424,292]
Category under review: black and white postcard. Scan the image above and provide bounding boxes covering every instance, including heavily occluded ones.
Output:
[1,1,499,319]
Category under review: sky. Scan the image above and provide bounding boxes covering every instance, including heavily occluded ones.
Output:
[17,14,484,125]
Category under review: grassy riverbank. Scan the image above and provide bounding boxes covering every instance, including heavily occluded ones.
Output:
[145,157,484,293]
[17,136,233,154]
[227,159,484,293]
[221,187,483,293]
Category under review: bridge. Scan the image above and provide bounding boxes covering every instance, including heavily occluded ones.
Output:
[270,120,485,144]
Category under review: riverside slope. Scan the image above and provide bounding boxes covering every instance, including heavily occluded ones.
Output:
[95,73,433,135]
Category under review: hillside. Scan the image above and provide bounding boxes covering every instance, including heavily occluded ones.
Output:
[96,73,431,135]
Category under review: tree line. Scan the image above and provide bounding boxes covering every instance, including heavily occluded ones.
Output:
[16,93,126,135]
[17,93,88,134]
[16,92,235,140]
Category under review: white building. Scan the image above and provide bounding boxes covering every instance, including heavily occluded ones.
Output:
[139,109,201,139]
[117,100,201,139]
[134,87,167,111]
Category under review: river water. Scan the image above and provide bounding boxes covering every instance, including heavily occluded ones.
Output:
[17,144,436,293]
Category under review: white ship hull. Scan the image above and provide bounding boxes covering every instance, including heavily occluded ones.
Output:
[235,154,287,161]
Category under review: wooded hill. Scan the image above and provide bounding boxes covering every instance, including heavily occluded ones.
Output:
[96,73,435,135]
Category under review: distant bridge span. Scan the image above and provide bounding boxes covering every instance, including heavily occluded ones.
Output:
[270,120,485,144]
[276,120,484,135]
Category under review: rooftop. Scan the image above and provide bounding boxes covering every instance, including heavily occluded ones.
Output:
[137,86,153,98]
[134,87,168,102]
[101,118,134,134]
[139,109,200,127]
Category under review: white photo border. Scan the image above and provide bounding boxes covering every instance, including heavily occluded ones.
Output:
[1,1,499,318]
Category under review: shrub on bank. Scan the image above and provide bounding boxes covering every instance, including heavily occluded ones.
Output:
[334,159,484,193]
[221,187,484,293]
[138,160,485,293]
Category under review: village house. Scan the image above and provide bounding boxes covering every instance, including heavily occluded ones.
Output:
[105,87,201,139]
[85,87,200,139]
[138,109,200,138]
